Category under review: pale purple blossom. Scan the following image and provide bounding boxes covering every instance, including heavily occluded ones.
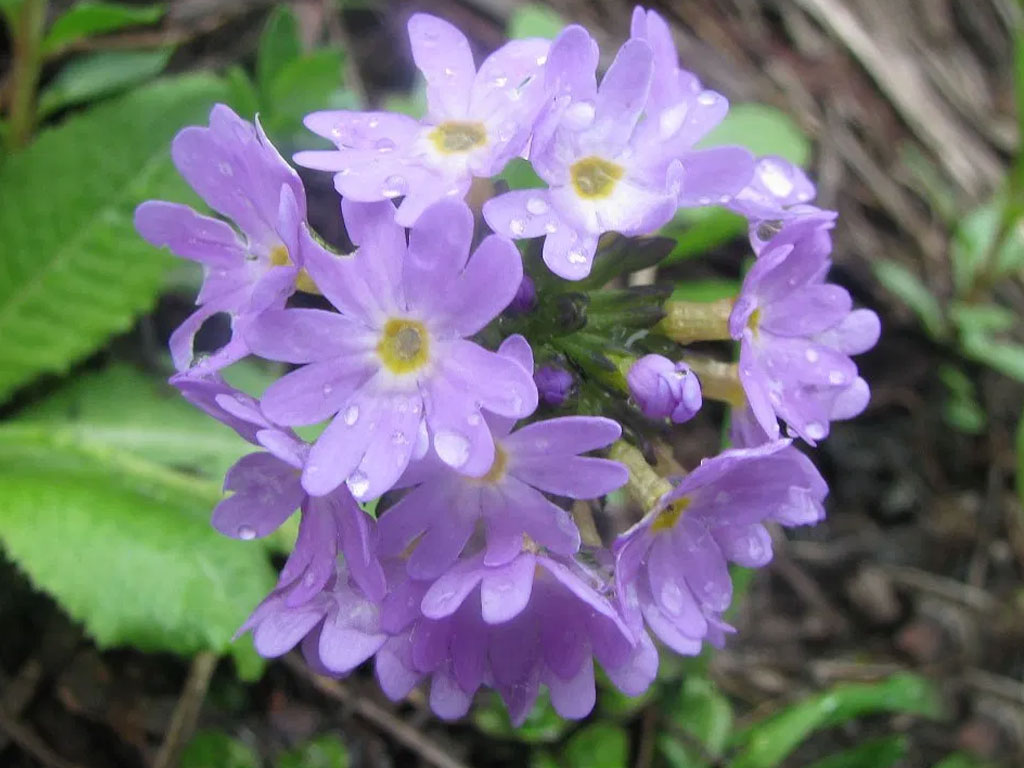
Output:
[171,372,385,603]
[135,105,314,372]
[627,354,702,423]
[729,214,880,443]
[243,198,537,501]
[614,440,826,655]
[484,19,753,280]
[375,551,658,723]
[534,364,574,406]
[295,14,549,226]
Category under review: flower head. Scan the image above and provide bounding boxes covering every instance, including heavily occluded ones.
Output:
[241,560,387,676]
[627,354,702,423]
[614,440,826,655]
[244,198,538,501]
[378,335,625,578]
[135,105,315,372]
[295,14,549,226]
[534,364,574,406]
[376,551,657,723]
[729,215,880,443]
[171,371,385,603]
[483,19,753,280]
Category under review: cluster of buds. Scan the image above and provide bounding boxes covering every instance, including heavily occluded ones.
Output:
[136,6,878,723]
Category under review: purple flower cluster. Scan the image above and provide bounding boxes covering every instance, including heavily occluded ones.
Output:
[136,5,879,724]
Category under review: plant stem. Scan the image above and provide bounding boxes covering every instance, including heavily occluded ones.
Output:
[658,297,734,344]
[608,440,672,511]
[6,0,48,150]
[683,354,746,407]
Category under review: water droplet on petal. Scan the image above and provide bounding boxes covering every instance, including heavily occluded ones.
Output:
[467,413,481,426]
[564,100,596,129]
[303,571,316,586]
[758,158,795,198]
[536,54,547,65]
[509,218,527,236]
[491,74,509,87]
[828,370,846,385]
[567,248,587,265]
[381,174,407,199]
[218,162,233,176]
[443,66,456,77]
[718,194,732,204]
[805,422,826,440]
[435,430,471,468]
[375,137,396,153]
[348,471,370,497]
[322,384,333,395]
[237,525,256,540]
[368,117,380,128]
[660,580,684,615]
[697,196,712,205]
[697,91,718,106]
[805,348,820,363]
[392,430,409,445]
[343,405,360,426]
[545,221,559,233]
[526,197,548,215]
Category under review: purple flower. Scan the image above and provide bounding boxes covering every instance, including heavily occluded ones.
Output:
[508,275,537,314]
[614,440,826,655]
[729,215,880,443]
[241,561,387,676]
[375,551,657,723]
[243,198,538,501]
[534,364,574,406]
[295,14,549,226]
[483,21,753,280]
[171,371,385,603]
[378,335,625,579]
[135,105,315,372]
[728,156,817,222]
[627,354,702,423]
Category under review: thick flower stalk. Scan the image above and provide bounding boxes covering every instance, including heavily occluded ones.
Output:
[136,4,881,725]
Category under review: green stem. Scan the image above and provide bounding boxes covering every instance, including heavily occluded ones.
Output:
[608,440,672,511]
[658,297,735,344]
[683,354,746,408]
[6,0,48,150]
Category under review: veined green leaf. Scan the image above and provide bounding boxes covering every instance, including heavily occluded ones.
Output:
[729,673,942,768]
[13,363,251,479]
[42,1,166,55]
[38,48,174,117]
[0,460,274,655]
[0,74,227,403]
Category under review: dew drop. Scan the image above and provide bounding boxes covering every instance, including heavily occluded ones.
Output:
[545,221,559,233]
[392,430,409,445]
[536,54,547,65]
[805,348,820,363]
[467,413,482,427]
[805,422,826,440]
[343,405,360,426]
[443,66,456,77]
[697,196,712,205]
[718,194,732,204]
[660,580,685,615]
[565,100,596,129]
[218,161,234,176]
[509,218,527,236]
[375,137,396,153]
[381,174,407,199]
[435,430,471,468]
[758,159,795,198]
[237,525,256,540]
[491,75,509,87]
[303,571,316,586]
[828,370,846,385]
[526,197,548,215]
[567,248,587,265]
[368,117,380,128]
[697,91,718,106]
[322,384,333,395]
[348,471,370,497]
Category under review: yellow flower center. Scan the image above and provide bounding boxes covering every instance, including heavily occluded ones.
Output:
[429,121,487,154]
[269,244,319,294]
[377,318,430,374]
[651,496,691,533]
[746,307,762,336]
[570,156,624,199]
[476,445,509,485]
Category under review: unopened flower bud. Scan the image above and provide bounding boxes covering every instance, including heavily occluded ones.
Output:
[627,354,702,423]
[534,365,574,407]
[508,275,537,314]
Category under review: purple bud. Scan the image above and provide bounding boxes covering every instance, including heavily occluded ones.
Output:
[508,275,537,314]
[627,354,702,423]
[534,365,574,407]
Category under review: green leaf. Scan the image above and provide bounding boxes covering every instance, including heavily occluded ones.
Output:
[1018,407,1024,517]
[951,200,1024,292]
[0,73,227,403]
[938,364,986,435]
[225,65,260,121]
[497,157,546,191]
[729,673,942,768]
[0,458,275,655]
[669,677,733,758]
[931,752,998,768]
[263,50,344,145]
[961,334,1024,382]
[805,736,907,768]
[671,278,740,303]
[181,731,260,768]
[38,48,173,117]
[382,81,427,119]
[562,723,629,768]
[257,5,302,96]
[872,261,946,341]
[42,2,166,55]
[13,363,251,480]
[699,103,811,166]
[949,301,1017,336]
[658,735,709,768]
[660,207,747,264]
[508,4,565,40]
[473,692,569,744]
[277,734,350,768]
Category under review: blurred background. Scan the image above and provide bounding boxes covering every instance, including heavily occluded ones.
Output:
[1,1,1023,767]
